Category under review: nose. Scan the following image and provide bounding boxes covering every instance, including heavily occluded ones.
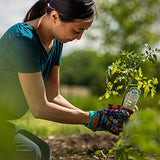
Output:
[76,32,83,40]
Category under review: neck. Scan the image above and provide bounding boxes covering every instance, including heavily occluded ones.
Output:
[26,15,54,53]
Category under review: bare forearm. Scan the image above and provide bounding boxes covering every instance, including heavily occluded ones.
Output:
[53,94,83,111]
[35,101,89,125]
[18,71,89,124]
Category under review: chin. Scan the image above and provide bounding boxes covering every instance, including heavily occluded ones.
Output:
[60,39,73,43]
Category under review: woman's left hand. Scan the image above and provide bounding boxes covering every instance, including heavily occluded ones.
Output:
[85,104,132,135]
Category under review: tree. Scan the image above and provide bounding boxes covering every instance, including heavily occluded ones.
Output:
[91,0,160,54]
[60,50,117,95]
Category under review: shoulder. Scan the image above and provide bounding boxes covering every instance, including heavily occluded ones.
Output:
[1,23,36,42]
[0,23,40,51]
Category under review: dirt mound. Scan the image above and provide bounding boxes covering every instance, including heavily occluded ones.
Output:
[43,134,119,160]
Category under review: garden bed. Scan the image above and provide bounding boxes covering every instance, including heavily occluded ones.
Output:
[42,133,119,160]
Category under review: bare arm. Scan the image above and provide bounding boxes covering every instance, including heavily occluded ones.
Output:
[18,71,89,124]
[45,65,83,111]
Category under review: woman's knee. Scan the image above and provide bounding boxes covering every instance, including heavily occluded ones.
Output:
[30,143,42,160]
[13,130,51,160]
[40,140,51,160]
[12,134,42,160]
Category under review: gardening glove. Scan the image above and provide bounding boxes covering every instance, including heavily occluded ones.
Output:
[85,104,133,135]
[109,104,133,115]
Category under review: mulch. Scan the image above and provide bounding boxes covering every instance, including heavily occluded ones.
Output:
[42,133,119,160]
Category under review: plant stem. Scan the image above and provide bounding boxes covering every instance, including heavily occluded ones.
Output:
[130,84,138,86]
[121,78,132,106]
[100,150,107,159]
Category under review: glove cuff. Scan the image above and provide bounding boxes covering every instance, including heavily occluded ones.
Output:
[85,111,98,129]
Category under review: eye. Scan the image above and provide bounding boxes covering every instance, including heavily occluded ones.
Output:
[74,31,80,34]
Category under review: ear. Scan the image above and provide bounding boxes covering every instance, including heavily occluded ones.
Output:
[50,11,60,23]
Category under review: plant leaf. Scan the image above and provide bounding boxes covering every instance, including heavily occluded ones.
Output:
[117,85,123,90]
[144,85,150,97]
[138,67,143,77]
[95,150,102,155]
[105,92,110,99]
[153,54,157,61]
[153,78,158,85]
[137,81,143,89]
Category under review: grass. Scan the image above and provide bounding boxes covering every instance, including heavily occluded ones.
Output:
[10,94,160,137]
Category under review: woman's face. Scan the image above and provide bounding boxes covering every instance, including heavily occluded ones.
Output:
[52,14,94,43]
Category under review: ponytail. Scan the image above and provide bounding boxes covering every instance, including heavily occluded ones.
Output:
[24,0,96,23]
[23,0,50,22]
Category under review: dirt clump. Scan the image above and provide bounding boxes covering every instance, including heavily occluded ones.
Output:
[42,133,119,160]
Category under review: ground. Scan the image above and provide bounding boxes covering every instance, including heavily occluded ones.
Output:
[42,133,119,160]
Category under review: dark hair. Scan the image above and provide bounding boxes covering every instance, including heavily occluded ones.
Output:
[24,0,96,22]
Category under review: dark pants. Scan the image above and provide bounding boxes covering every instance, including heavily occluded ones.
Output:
[0,121,51,160]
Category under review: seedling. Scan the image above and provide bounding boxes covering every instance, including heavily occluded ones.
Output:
[100,44,159,108]
[96,44,160,160]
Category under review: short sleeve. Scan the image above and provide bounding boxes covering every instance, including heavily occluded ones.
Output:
[8,36,41,73]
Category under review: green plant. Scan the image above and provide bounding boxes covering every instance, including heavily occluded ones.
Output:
[95,138,147,160]
[100,44,159,103]
[96,44,160,159]
[96,110,160,160]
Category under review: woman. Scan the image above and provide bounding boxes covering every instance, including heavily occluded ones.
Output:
[0,0,130,159]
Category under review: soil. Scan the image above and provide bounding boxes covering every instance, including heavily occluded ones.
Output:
[42,134,119,160]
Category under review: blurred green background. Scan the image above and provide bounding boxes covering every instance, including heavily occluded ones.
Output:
[1,0,160,138]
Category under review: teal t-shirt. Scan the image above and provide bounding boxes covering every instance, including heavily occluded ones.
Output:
[0,23,63,120]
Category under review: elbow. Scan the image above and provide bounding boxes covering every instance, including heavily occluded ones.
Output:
[27,94,49,119]
[30,107,42,119]
[31,110,41,119]
[29,102,47,119]
[53,94,61,103]
[47,93,60,102]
